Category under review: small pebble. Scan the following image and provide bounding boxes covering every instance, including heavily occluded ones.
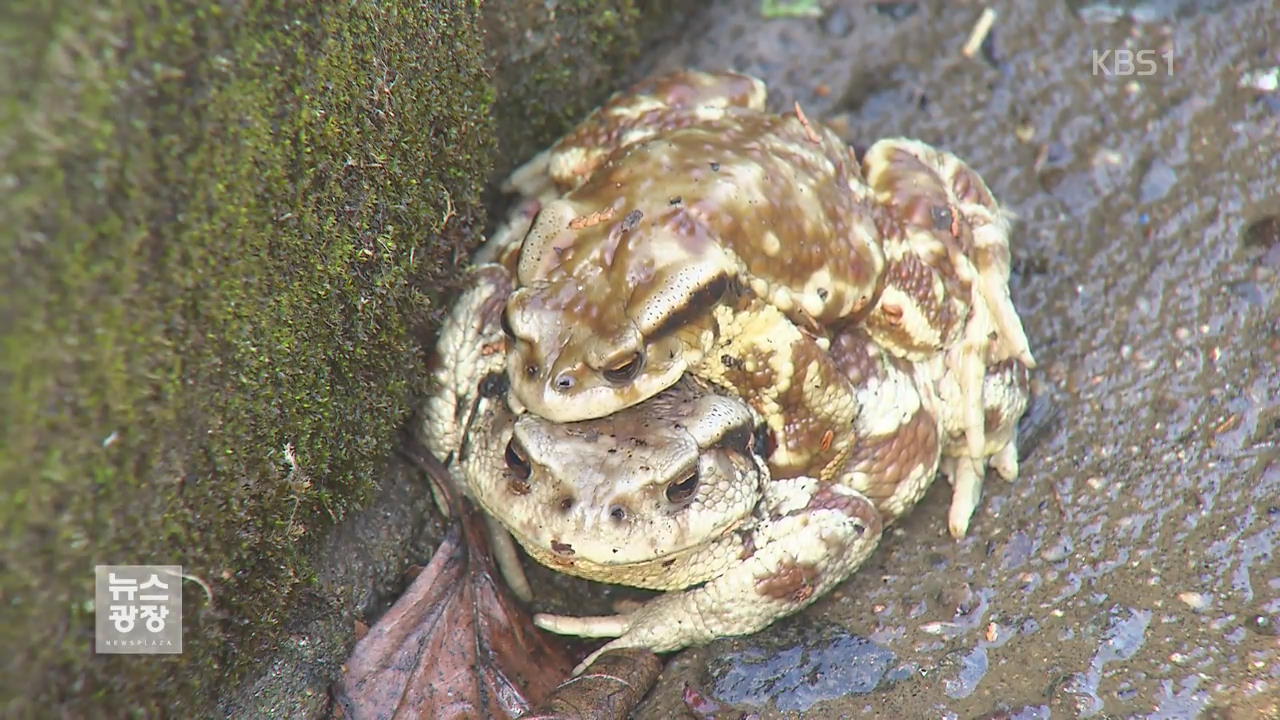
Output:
[1177,591,1211,612]
[1041,536,1074,562]
[871,2,918,21]
[1243,215,1280,249]
[1239,66,1280,92]
[1138,159,1177,204]
[1246,613,1278,636]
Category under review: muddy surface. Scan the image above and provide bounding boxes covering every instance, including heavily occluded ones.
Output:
[590,0,1277,717]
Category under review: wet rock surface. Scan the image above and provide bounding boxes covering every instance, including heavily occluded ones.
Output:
[704,618,906,712]
[613,0,1280,717]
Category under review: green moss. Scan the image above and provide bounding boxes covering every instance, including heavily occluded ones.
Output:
[482,0,678,180]
[0,0,492,714]
[0,0,685,713]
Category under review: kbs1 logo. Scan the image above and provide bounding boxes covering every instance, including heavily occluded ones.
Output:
[1092,48,1174,76]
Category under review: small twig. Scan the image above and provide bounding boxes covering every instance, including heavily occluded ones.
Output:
[282,442,309,533]
[962,8,997,59]
[1032,143,1050,173]
[166,569,215,605]
[441,190,456,230]
[1213,414,1241,435]
[794,101,821,144]
[1050,480,1067,520]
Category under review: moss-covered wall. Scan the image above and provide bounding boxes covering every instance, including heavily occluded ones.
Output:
[483,0,680,180]
[0,0,677,716]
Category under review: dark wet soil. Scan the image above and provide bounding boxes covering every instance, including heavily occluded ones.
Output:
[612,0,1279,717]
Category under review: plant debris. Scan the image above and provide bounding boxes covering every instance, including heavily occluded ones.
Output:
[518,648,663,719]
[332,443,575,719]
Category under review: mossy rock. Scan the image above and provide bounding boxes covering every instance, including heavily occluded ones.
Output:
[0,0,681,715]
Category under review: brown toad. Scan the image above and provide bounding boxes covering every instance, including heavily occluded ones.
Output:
[423,265,882,672]
[494,70,1035,535]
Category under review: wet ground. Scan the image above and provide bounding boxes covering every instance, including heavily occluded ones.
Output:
[600,0,1278,717]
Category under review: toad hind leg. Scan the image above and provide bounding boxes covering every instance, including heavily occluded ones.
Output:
[943,455,984,539]
[941,357,1032,537]
[535,482,882,674]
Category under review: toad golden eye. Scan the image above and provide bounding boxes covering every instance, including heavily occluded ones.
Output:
[504,439,531,480]
[602,352,644,384]
[665,471,699,504]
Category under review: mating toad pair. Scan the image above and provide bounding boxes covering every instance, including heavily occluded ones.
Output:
[423,71,1034,671]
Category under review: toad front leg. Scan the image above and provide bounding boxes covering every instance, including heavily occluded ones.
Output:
[534,480,882,673]
[938,355,1032,537]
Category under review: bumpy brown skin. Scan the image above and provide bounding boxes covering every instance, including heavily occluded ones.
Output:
[504,73,885,425]
[539,70,772,195]
[423,263,1029,674]
[424,265,882,675]
[418,71,1038,682]
[497,70,1035,536]
[860,139,1036,534]
[498,376,767,591]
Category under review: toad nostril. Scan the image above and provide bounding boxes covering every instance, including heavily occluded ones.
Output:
[558,496,574,512]
[524,363,539,379]
[609,505,627,522]
[504,439,531,480]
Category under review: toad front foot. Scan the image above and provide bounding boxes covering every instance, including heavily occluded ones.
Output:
[939,356,1033,537]
[534,480,883,673]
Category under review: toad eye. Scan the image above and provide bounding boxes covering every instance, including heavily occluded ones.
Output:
[930,205,953,231]
[602,352,644,385]
[752,425,775,459]
[504,438,531,480]
[665,470,699,504]
[479,371,508,398]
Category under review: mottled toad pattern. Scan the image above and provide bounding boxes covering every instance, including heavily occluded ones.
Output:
[489,70,1034,535]
[423,267,881,672]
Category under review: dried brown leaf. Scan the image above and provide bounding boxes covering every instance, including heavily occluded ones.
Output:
[518,648,662,720]
[334,439,577,720]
